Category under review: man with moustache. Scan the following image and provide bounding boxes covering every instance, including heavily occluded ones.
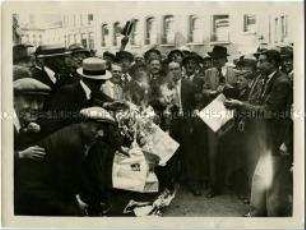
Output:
[224,49,293,217]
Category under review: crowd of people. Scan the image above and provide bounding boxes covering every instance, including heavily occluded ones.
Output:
[13,35,294,217]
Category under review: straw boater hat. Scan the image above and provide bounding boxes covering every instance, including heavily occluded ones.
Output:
[77,57,112,80]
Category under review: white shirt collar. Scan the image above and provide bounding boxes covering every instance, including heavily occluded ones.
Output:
[13,109,21,132]
[80,80,92,100]
[267,70,277,81]
[38,65,57,84]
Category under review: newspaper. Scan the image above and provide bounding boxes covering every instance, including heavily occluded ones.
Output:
[141,123,180,166]
[198,93,234,133]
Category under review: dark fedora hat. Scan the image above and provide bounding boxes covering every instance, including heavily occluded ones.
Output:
[35,44,71,58]
[103,51,116,62]
[182,52,203,66]
[144,48,161,61]
[116,50,134,62]
[69,43,90,55]
[208,45,229,58]
[253,47,268,58]
[279,46,293,59]
[167,49,183,59]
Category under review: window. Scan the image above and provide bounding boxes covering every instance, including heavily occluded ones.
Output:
[88,14,93,25]
[81,33,87,48]
[73,15,76,27]
[101,24,109,47]
[145,17,157,45]
[89,32,94,50]
[68,34,73,45]
[280,15,288,42]
[113,22,121,46]
[162,15,175,44]
[32,34,36,46]
[243,14,256,33]
[74,34,77,44]
[188,16,202,43]
[274,17,279,43]
[80,15,83,26]
[211,15,230,42]
[39,34,43,45]
[130,19,140,46]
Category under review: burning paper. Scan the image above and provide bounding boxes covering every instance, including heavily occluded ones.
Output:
[140,123,179,166]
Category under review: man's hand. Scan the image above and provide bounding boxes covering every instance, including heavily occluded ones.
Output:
[26,122,41,133]
[224,99,243,109]
[120,36,130,51]
[18,145,46,161]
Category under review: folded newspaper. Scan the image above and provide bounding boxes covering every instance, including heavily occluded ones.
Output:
[198,93,234,133]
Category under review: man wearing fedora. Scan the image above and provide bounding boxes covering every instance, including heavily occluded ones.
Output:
[43,57,121,134]
[32,44,74,90]
[202,45,238,198]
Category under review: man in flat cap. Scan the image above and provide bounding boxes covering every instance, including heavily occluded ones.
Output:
[14,77,52,150]
[15,107,121,216]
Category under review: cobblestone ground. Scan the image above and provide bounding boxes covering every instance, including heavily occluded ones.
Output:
[163,187,249,217]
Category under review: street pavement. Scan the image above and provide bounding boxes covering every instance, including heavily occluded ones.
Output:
[163,186,249,217]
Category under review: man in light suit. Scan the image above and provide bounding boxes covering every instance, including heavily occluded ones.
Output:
[202,45,237,198]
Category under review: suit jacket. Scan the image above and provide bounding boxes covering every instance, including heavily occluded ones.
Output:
[240,70,292,156]
[15,124,87,215]
[203,66,238,105]
[41,81,112,135]
[181,78,197,115]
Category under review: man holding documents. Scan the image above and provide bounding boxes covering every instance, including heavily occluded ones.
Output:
[224,49,293,217]
[202,45,237,198]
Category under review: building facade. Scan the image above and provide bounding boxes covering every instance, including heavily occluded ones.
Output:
[95,7,294,58]
[17,13,96,50]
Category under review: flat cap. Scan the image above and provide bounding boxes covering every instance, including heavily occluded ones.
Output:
[80,107,116,124]
[13,78,51,95]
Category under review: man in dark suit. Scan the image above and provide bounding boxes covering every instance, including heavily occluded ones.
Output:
[160,61,205,196]
[42,58,123,135]
[31,45,75,90]
[15,107,121,216]
[225,49,293,217]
